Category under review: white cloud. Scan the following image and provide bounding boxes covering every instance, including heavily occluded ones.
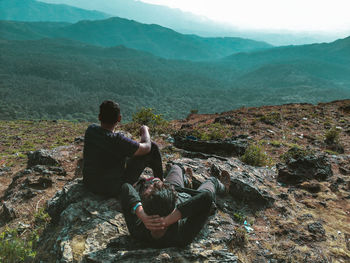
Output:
[140,0,350,32]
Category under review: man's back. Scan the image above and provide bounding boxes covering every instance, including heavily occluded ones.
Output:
[83,124,139,193]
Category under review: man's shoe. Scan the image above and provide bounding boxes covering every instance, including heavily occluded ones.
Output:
[218,170,231,194]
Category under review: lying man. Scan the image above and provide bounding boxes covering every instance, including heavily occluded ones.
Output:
[83,100,163,198]
[121,165,230,248]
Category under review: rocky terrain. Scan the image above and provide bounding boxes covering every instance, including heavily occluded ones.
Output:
[1,99,350,262]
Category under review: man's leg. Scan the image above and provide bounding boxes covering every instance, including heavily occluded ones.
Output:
[197,177,225,200]
[165,165,185,188]
[124,141,163,184]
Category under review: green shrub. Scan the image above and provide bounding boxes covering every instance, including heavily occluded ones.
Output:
[324,127,340,144]
[191,123,232,141]
[229,226,248,248]
[233,212,245,224]
[259,112,281,125]
[280,146,313,162]
[0,228,36,262]
[132,107,166,127]
[190,109,198,114]
[124,108,170,136]
[34,208,50,227]
[241,144,268,167]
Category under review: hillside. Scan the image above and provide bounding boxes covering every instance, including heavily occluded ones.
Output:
[0,19,272,60]
[0,100,349,262]
[0,38,241,121]
[0,0,110,23]
[1,37,350,122]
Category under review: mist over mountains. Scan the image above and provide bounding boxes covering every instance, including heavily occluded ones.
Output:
[0,19,272,60]
[0,0,349,121]
[37,0,345,45]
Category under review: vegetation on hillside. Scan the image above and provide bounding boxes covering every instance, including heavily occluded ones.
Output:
[1,36,350,122]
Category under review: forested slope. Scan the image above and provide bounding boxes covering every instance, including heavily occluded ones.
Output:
[1,37,350,122]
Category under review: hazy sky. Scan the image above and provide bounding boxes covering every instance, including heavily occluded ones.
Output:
[140,0,350,33]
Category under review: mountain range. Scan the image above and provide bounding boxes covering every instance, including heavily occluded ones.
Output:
[0,0,349,121]
[1,35,349,121]
[0,19,272,60]
[0,0,109,23]
[37,0,347,45]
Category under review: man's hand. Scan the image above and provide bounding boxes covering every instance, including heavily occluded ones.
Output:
[136,205,165,231]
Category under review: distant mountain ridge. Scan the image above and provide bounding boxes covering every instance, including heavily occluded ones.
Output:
[0,19,273,60]
[1,37,350,121]
[0,0,110,23]
[39,0,347,45]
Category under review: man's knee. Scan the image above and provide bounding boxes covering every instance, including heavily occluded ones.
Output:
[167,165,182,177]
[150,141,160,152]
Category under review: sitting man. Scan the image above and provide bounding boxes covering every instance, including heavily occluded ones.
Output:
[82,100,163,198]
[121,164,230,248]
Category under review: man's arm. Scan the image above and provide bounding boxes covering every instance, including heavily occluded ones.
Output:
[134,125,152,156]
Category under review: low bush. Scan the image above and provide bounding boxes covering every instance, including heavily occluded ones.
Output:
[0,228,36,262]
[259,112,281,125]
[191,123,232,141]
[124,107,170,136]
[280,146,314,162]
[240,143,268,167]
[324,127,340,144]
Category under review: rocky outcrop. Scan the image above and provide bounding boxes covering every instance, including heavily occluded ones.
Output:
[35,156,276,262]
[3,165,66,204]
[27,149,61,167]
[276,152,333,185]
[38,178,239,263]
[0,202,16,226]
[173,135,249,157]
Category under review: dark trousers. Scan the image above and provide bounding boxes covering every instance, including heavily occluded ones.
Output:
[123,141,163,185]
[166,165,218,199]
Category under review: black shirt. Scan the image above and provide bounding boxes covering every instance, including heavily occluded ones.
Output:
[83,124,139,188]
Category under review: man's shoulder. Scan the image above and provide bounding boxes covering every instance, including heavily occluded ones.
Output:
[86,123,99,131]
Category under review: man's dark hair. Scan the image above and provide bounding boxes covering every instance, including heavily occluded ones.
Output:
[99,100,120,124]
[141,182,178,217]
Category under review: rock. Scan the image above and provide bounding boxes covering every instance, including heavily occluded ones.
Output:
[278,193,289,200]
[2,164,66,210]
[27,149,60,167]
[0,166,11,176]
[276,153,333,185]
[214,116,241,126]
[229,177,274,210]
[339,166,350,175]
[173,135,249,156]
[0,202,16,225]
[307,222,326,241]
[299,181,322,193]
[74,136,84,143]
[32,165,66,176]
[37,179,239,262]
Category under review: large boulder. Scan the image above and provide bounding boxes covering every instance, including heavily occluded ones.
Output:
[276,151,333,185]
[173,135,249,156]
[27,149,60,167]
[37,179,239,262]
